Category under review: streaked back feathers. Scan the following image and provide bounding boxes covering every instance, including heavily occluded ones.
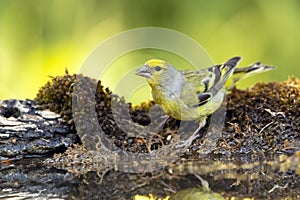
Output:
[182,57,241,95]
[184,57,241,107]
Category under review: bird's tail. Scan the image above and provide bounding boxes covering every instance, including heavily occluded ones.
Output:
[225,61,276,90]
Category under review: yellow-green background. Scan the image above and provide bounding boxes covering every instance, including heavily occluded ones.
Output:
[0,0,299,103]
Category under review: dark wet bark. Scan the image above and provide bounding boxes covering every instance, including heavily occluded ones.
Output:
[0,99,79,158]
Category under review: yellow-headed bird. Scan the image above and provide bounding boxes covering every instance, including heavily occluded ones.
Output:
[136,57,275,147]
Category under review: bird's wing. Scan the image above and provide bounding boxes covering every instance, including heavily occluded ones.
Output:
[182,57,241,107]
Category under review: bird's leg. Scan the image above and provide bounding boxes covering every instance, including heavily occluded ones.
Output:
[158,115,170,129]
[175,117,206,148]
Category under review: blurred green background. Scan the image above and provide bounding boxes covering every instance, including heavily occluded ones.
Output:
[0,0,299,103]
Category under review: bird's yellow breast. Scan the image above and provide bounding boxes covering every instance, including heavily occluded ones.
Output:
[151,86,224,121]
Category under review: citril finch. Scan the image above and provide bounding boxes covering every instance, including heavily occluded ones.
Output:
[136,57,275,147]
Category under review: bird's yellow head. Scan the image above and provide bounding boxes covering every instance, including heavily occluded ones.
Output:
[135,59,168,81]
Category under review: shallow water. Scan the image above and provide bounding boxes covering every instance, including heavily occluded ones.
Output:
[1,153,299,200]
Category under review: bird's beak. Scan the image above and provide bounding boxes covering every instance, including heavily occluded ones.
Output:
[135,65,152,79]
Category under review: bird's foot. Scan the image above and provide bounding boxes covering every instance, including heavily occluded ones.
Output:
[175,118,206,149]
[175,126,201,148]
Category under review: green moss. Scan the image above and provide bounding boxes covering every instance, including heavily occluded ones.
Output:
[35,70,76,124]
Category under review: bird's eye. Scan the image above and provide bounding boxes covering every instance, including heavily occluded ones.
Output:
[155,66,162,71]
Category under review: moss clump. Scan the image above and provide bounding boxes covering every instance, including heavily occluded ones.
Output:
[35,72,172,152]
[214,77,300,157]
[35,70,76,126]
